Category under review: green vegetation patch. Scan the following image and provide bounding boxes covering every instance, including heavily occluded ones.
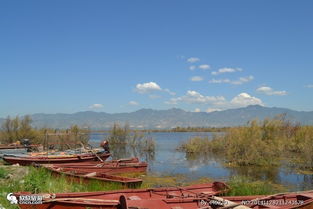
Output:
[0,167,8,179]
[225,176,286,196]
[179,116,313,169]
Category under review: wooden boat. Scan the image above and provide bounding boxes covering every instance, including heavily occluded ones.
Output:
[16,189,313,209]
[3,151,110,165]
[44,165,143,187]
[45,158,148,174]
[15,182,229,209]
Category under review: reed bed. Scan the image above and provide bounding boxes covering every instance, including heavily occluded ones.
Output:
[179,116,313,170]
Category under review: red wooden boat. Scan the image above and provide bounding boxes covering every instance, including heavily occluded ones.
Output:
[45,158,148,174]
[15,182,229,209]
[3,151,110,165]
[44,165,143,187]
[16,189,313,209]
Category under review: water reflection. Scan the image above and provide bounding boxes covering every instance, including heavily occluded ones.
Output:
[110,143,155,163]
[228,166,280,182]
[89,132,313,190]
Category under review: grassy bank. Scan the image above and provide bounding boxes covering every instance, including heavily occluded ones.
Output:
[0,164,286,208]
[0,165,188,207]
[179,116,313,170]
[0,165,124,208]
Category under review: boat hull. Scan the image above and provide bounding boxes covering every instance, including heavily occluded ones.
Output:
[15,188,313,209]
[3,152,110,165]
[45,162,148,174]
[16,182,229,209]
[45,165,143,188]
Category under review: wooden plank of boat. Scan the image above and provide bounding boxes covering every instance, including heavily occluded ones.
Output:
[44,165,143,187]
[3,151,110,165]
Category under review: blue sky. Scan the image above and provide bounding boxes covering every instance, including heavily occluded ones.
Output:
[1,0,312,117]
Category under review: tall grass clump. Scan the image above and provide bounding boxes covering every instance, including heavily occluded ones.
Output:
[0,167,8,179]
[107,123,156,154]
[225,176,286,196]
[179,115,313,169]
[0,116,90,151]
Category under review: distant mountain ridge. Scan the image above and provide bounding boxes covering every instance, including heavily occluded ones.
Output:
[0,105,313,129]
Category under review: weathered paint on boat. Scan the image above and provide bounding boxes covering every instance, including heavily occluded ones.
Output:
[3,151,110,165]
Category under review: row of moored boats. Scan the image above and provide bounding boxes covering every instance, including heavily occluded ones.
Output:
[1,143,313,208]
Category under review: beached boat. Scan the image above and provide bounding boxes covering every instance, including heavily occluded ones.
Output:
[16,189,313,209]
[3,151,110,165]
[15,182,229,209]
[48,157,140,166]
[45,158,148,174]
[44,165,143,187]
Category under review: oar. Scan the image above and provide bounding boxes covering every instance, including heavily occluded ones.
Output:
[80,142,104,162]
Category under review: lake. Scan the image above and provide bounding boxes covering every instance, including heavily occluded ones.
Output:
[89,132,313,191]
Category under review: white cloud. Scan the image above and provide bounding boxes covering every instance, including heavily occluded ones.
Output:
[187,57,200,63]
[206,108,221,113]
[230,93,263,107]
[135,82,161,94]
[189,65,196,71]
[306,84,313,88]
[88,104,104,109]
[209,76,254,85]
[128,101,139,106]
[198,64,210,70]
[165,90,226,105]
[209,78,231,84]
[211,67,242,75]
[135,82,175,96]
[231,76,254,85]
[194,108,201,112]
[164,89,176,96]
[190,76,204,82]
[256,86,287,96]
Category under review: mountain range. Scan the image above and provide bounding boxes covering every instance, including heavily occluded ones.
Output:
[1,105,313,129]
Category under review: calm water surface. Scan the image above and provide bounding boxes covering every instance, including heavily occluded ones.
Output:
[90,132,313,191]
